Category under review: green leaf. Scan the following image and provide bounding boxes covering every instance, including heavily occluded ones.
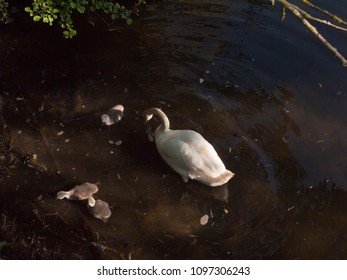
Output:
[70,29,77,37]
[77,5,86,14]
[24,7,31,12]
[104,2,113,12]
[113,3,120,12]
[33,15,41,21]
[126,18,133,25]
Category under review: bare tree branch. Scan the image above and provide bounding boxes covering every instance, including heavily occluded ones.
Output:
[275,0,347,66]
[301,0,347,26]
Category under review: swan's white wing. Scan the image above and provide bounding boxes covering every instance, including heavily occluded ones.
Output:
[156,133,192,178]
[183,135,226,177]
[155,130,226,179]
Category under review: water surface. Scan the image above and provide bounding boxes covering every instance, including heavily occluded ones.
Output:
[0,0,346,259]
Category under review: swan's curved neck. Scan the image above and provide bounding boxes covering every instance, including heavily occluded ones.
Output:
[145,108,170,131]
[156,109,170,131]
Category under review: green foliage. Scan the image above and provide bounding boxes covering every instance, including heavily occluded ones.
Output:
[24,0,147,38]
[0,0,12,23]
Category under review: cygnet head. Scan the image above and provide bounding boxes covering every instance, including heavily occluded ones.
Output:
[57,191,69,200]
[87,196,96,207]
[101,114,113,125]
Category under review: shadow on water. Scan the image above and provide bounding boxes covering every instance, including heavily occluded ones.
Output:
[0,0,347,259]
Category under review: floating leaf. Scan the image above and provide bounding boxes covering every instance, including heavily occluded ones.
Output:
[200,214,209,225]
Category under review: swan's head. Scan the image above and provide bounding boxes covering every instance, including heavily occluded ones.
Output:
[142,112,153,123]
[142,110,156,141]
[142,107,166,124]
[142,107,171,141]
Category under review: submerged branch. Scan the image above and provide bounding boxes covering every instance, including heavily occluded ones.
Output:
[275,0,347,66]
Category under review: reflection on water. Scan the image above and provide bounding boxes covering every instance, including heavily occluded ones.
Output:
[0,0,347,259]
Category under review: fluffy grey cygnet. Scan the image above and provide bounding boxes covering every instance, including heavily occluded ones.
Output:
[101,104,124,125]
[88,199,112,222]
[56,182,98,206]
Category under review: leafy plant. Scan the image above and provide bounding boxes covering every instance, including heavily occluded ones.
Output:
[0,0,12,23]
[24,0,147,38]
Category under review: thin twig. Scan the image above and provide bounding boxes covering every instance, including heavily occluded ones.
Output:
[276,0,347,66]
[301,0,347,26]
[297,7,347,32]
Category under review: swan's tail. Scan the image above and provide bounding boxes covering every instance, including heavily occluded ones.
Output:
[197,170,234,187]
[211,170,234,187]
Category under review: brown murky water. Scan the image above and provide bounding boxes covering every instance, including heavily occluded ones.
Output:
[0,0,347,259]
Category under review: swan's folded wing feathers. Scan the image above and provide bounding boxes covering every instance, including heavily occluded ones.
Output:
[186,137,226,173]
[157,137,191,170]
[155,128,230,184]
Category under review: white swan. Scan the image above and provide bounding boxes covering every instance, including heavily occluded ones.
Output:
[142,108,234,187]
[88,199,112,222]
[57,182,98,206]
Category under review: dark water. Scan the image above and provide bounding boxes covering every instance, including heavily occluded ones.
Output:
[0,0,347,259]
